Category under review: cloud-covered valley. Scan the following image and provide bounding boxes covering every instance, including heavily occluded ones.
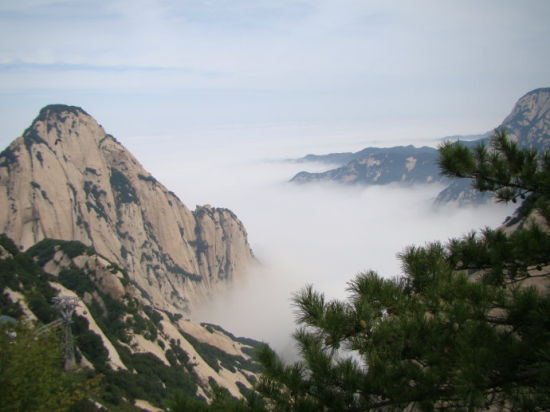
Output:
[128,135,516,357]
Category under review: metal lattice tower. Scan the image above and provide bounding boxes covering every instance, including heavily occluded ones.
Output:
[52,296,80,371]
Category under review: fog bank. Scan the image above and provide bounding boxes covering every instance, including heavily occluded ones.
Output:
[128,134,516,356]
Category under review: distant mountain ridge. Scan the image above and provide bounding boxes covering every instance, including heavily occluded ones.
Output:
[290,88,550,205]
[0,105,255,313]
[293,133,489,168]
[435,87,550,204]
[292,145,445,186]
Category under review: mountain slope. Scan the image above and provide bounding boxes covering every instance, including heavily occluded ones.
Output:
[434,87,550,205]
[291,145,445,185]
[0,105,254,312]
[0,235,261,409]
[290,88,550,205]
[500,87,550,150]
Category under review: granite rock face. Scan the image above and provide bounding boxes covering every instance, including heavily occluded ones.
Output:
[0,105,254,312]
[291,145,444,186]
[434,88,550,205]
[499,87,550,150]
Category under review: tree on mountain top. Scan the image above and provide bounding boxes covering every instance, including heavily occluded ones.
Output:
[252,130,550,411]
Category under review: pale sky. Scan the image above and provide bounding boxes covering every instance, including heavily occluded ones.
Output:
[0,0,549,151]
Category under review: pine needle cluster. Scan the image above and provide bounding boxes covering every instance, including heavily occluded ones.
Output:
[253,131,550,411]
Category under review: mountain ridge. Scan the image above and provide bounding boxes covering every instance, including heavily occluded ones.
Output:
[291,144,444,185]
[0,234,262,408]
[289,87,550,205]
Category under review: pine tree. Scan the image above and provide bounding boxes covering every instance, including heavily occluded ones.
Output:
[254,131,550,411]
[0,322,98,412]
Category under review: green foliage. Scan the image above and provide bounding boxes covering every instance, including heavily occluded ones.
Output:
[0,239,58,323]
[83,180,109,220]
[201,322,265,350]
[446,224,550,285]
[0,323,98,412]
[59,266,96,295]
[166,391,209,412]
[166,384,267,412]
[180,330,261,374]
[104,349,198,407]
[0,235,209,409]
[137,173,158,184]
[254,131,550,411]
[110,167,139,205]
[439,129,550,205]
[27,287,58,323]
[256,251,550,410]
[72,315,110,369]
[23,127,49,151]
[0,291,23,318]
[27,238,92,266]
[189,238,210,256]
[0,145,18,168]
[0,234,19,255]
[34,104,88,122]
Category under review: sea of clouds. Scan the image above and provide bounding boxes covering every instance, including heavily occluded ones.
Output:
[126,129,516,358]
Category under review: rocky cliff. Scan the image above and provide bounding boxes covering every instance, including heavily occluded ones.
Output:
[0,235,261,409]
[434,87,550,205]
[291,145,444,185]
[0,105,255,312]
[500,87,550,150]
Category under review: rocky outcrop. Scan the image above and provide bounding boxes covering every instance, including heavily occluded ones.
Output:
[500,87,550,150]
[432,179,492,206]
[0,105,254,312]
[290,88,550,207]
[0,235,261,407]
[291,145,444,186]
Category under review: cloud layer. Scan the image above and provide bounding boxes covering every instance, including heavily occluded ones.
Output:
[128,135,516,356]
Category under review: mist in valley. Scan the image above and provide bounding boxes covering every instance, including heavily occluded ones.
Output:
[128,132,517,358]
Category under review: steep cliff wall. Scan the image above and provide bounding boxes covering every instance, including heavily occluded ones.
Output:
[0,105,254,312]
[434,88,550,205]
[500,87,550,150]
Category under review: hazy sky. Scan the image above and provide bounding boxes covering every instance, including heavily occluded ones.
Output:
[0,0,549,150]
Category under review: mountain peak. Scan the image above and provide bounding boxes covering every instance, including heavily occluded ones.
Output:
[501,87,550,150]
[35,104,89,121]
[521,87,550,98]
[0,106,255,313]
[20,104,106,152]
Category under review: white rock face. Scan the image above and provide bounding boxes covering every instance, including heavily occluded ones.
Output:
[405,156,417,172]
[501,87,550,150]
[0,105,254,313]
